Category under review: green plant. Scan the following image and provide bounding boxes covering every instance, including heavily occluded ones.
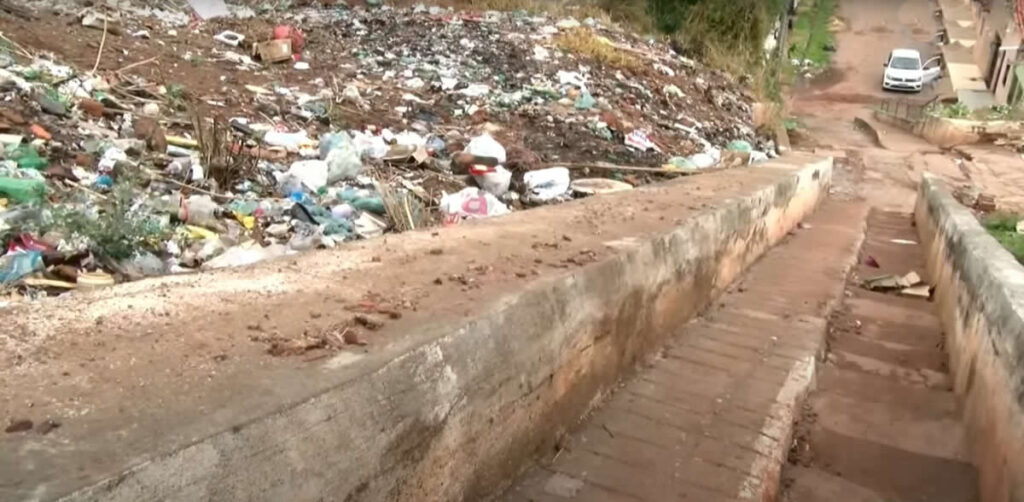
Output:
[927,102,970,118]
[982,212,1024,264]
[46,182,170,261]
[166,83,187,111]
[788,0,838,68]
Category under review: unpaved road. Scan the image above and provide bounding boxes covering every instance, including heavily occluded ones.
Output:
[791,0,1024,212]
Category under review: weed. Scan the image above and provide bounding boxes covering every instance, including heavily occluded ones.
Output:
[927,102,970,119]
[982,212,1024,264]
[46,182,170,261]
[165,83,187,111]
[192,111,260,189]
[782,117,806,131]
[555,28,640,70]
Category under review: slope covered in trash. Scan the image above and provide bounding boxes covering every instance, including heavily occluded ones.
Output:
[0,0,769,300]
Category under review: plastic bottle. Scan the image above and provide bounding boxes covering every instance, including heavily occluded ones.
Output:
[8,145,48,170]
[180,195,226,232]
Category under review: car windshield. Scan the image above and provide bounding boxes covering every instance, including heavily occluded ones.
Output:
[890,56,921,70]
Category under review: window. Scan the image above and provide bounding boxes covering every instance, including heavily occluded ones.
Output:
[889,57,921,70]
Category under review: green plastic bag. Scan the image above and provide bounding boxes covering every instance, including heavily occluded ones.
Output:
[0,177,47,203]
[726,140,753,153]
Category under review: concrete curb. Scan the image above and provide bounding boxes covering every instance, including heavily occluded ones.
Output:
[916,173,1024,502]
[40,160,832,502]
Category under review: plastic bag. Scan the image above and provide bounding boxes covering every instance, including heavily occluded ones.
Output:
[0,177,46,203]
[465,134,510,196]
[727,140,753,153]
[351,131,388,159]
[625,130,661,152]
[264,130,313,151]
[0,250,42,283]
[285,159,329,191]
[523,167,571,202]
[440,187,510,224]
[320,132,362,183]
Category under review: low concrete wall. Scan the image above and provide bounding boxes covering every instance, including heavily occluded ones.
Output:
[872,107,1024,148]
[915,174,1024,502]
[47,160,831,502]
[917,116,983,148]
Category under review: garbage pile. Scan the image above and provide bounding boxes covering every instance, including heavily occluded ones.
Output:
[0,0,772,298]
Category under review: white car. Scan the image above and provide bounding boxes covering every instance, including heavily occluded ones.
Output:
[882,48,942,92]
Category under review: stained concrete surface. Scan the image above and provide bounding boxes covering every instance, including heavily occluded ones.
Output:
[917,175,1024,502]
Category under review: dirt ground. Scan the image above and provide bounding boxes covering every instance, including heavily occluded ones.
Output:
[789,0,1024,213]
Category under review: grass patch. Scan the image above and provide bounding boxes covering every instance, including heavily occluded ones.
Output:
[982,212,1024,264]
[788,0,838,67]
[555,28,641,70]
[927,102,1024,121]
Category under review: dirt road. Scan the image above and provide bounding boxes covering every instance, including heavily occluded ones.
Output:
[791,0,1024,212]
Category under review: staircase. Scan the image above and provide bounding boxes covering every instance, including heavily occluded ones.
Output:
[782,210,978,502]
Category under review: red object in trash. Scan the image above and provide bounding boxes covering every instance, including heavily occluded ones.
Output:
[273,25,305,54]
[7,234,53,254]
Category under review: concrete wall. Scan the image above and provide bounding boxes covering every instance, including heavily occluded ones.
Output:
[915,174,1024,502]
[917,116,983,148]
[870,108,1024,148]
[55,160,832,502]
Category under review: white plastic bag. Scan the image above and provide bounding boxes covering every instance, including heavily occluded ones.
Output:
[465,133,510,196]
[264,130,312,151]
[285,159,329,191]
[440,187,510,224]
[523,167,570,202]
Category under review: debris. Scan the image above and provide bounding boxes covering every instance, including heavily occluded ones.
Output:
[727,140,753,153]
[976,193,997,212]
[253,40,292,64]
[465,134,510,196]
[4,419,32,433]
[523,167,571,203]
[625,130,661,152]
[570,178,633,195]
[273,25,306,54]
[900,285,931,298]
[863,271,922,291]
[77,271,115,289]
[214,31,244,47]
[440,187,510,224]
[187,0,229,20]
[0,1,768,306]
[0,178,46,203]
